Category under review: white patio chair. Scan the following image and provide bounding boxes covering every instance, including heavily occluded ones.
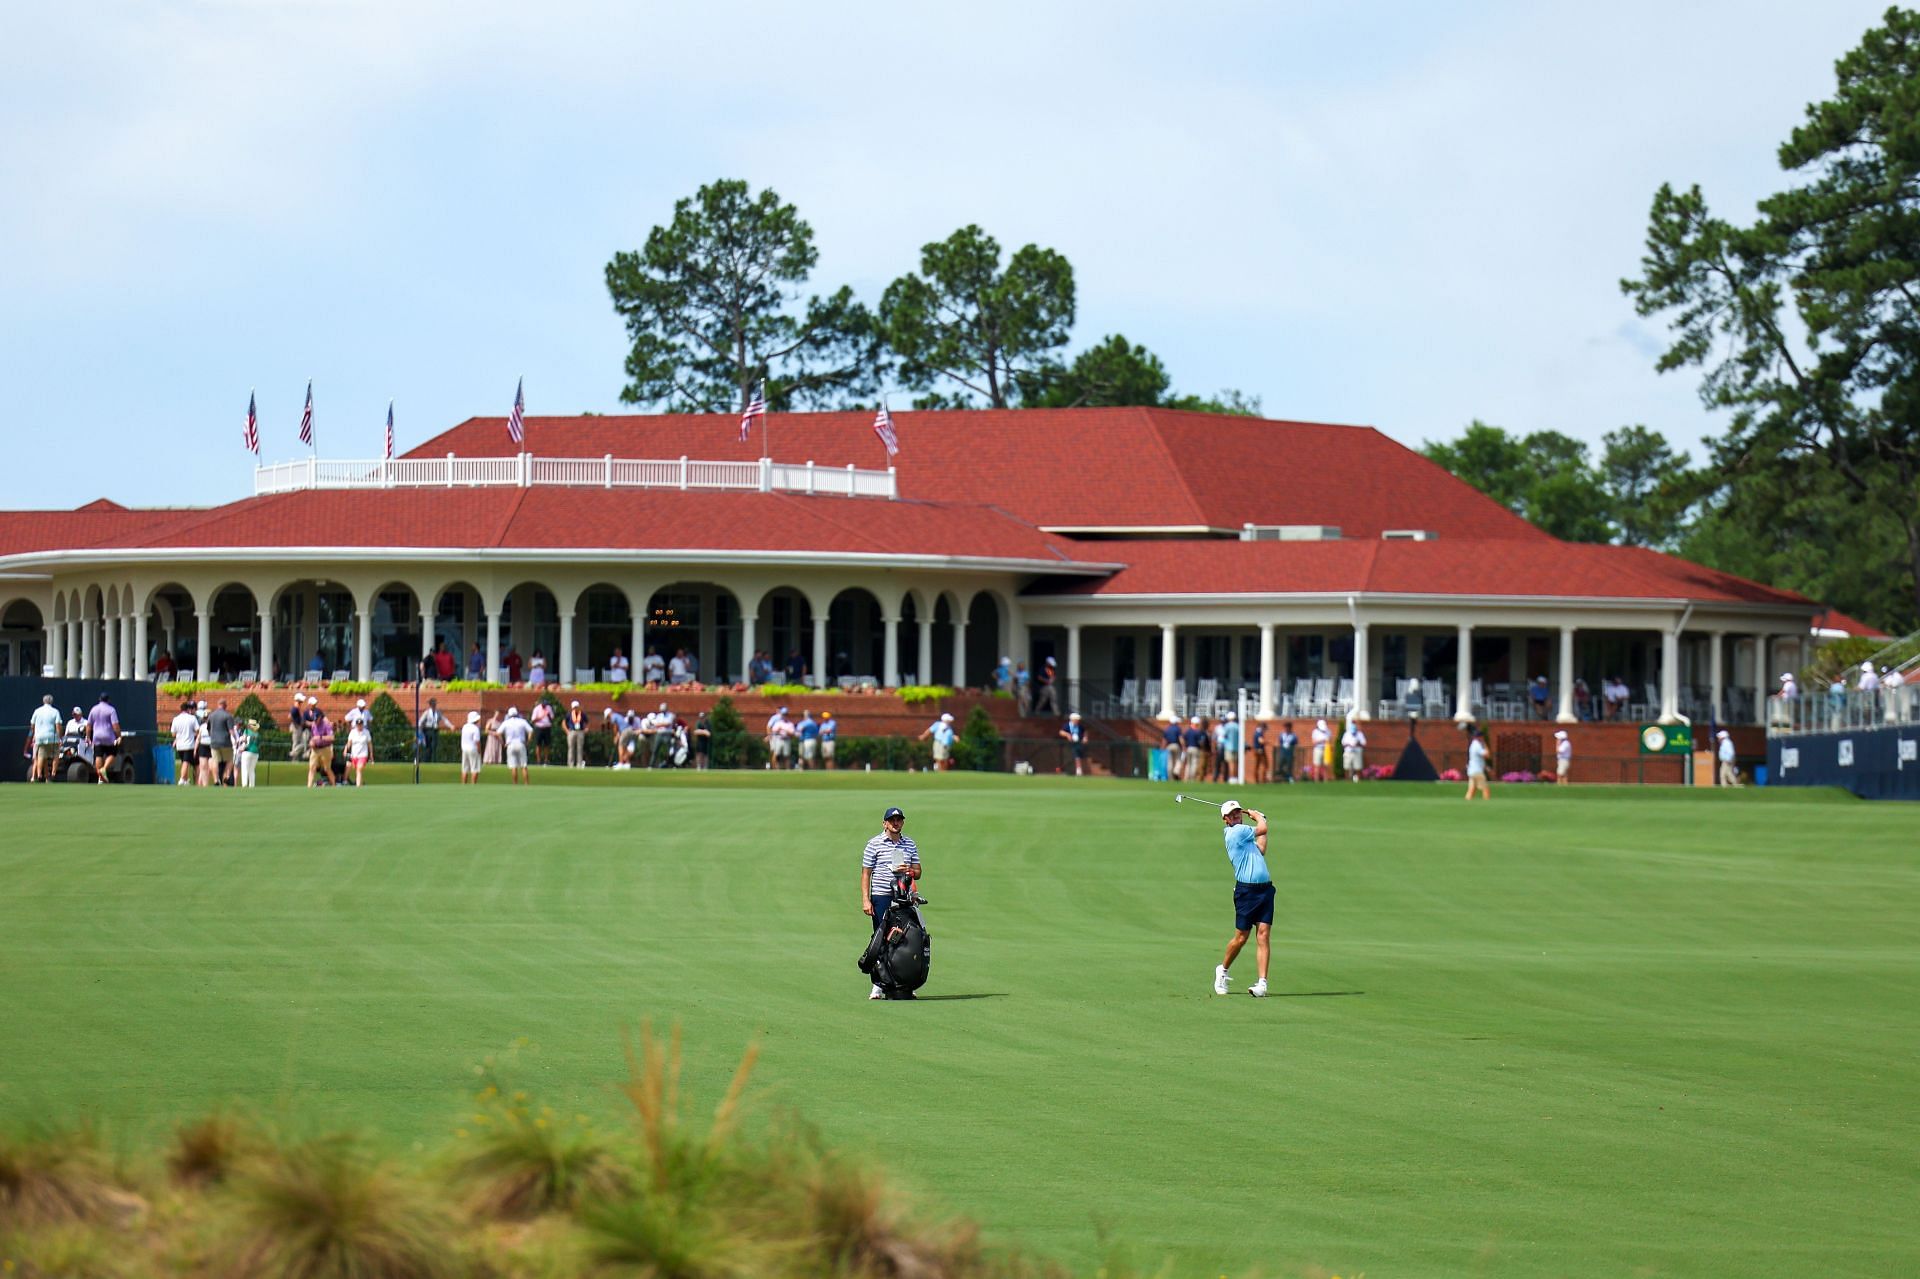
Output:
[1193,679,1218,718]
[1310,678,1334,717]
[573,668,596,685]
[1334,678,1354,714]
[330,669,351,683]
[1116,678,1139,714]
[236,670,257,684]
[1143,678,1162,716]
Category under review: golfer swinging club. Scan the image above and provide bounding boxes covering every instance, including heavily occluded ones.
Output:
[1213,799,1271,997]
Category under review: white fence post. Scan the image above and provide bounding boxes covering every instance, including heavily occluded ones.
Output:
[759,457,773,492]
[845,463,856,495]
[447,453,456,487]
[308,457,318,489]
[887,465,897,500]
[604,454,613,488]
[679,455,689,490]
[805,460,816,495]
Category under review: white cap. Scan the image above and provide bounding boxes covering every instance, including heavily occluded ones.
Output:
[1190,715,1201,724]
[1316,718,1328,729]
[940,712,954,722]
[1554,730,1567,739]
[197,700,207,710]
[659,702,668,711]
[292,693,304,703]
[1220,799,1244,817]
[467,711,481,723]
[507,706,518,716]
[356,698,366,708]
[1069,711,1081,720]
[1717,729,1730,739]
[1226,710,1237,720]
[1780,673,1793,681]
[570,699,580,707]
[1001,655,1011,664]
[1046,656,1056,666]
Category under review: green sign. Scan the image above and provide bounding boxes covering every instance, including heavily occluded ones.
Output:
[1637,723,1694,755]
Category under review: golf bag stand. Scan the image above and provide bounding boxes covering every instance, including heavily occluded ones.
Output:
[857,884,932,1000]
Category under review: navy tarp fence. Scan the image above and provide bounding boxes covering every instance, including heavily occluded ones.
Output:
[1768,727,1920,800]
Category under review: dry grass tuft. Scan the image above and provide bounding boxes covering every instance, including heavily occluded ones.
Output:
[456,1108,627,1221]
[218,1134,464,1279]
[0,1125,142,1231]
[167,1112,251,1189]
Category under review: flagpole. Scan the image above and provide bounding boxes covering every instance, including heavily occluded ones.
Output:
[760,378,769,462]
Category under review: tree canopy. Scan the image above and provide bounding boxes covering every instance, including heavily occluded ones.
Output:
[1621,5,1920,628]
[604,179,883,413]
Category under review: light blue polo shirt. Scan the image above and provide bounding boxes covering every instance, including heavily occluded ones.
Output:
[1224,822,1270,885]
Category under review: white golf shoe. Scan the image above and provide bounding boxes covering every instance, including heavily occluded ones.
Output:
[1214,965,1231,996]
[1249,979,1269,998]
[869,984,883,1000]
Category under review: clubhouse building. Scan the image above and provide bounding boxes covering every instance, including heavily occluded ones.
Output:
[0,408,1819,725]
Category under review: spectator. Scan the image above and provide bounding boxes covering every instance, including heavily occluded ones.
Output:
[169,700,198,785]
[642,648,666,686]
[685,650,699,684]
[1309,718,1331,782]
[1033,657,1059,714]
[1553,729,1571,785]
[239,718,261,788]
[1464,726,1490,800]
[530,698,554,765]
[692,710,712,770]
[504,647,523,685]
[467,642,485,679]
[307,651,326,678]
[344,697,369,734]
[1277,721,1298,783]
[668,648,690,685]
[1209,716,1229,783]
[1574,677,1593,721]
[1858,660,1880,693]
[154,649,176,679]
[501,706,532,785]
[307,709,335,788]
[993,655,1011,691]
[749,650,773,685]
[1604,676,1629,721]
[1015,662,1032,716]
[1182,716,1207,783]
[607,647,630,683]
[1529,675,1551,719]
[919,711,957,772]
[460,711,483,784]
[86,693,121,785]
[1060,711,1088,776]
[417,697,452,761]
[564,700,588,768]
[192,702,213,787]
[483,709,503,766]
[784,648,808,685]
[1159,713,1181,773]
[819,710,837,769]
[766,706,794,769]
[528,650,547,687]
[797,709,820,770]
[1716,729,1741,787]
[1249,719,1269,783]
[647,702,674,767]
[1341,718,1365,781]
[27,694,61,782]
[207,698,237,786]
[432,640,456,682]
[1221,711,1242,782]
[345,717,372,787]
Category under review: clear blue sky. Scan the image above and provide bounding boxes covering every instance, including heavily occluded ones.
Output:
[0,0,1892,508]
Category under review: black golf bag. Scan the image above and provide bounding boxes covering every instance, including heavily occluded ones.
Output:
[858,885,931,999]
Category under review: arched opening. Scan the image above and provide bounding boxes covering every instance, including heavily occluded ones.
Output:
[966,592,1001,689]
[931,595,957,686]
[145,583,195,677]
[205,584,259,681]
[899,594,921,686]
[647,583,741,686]
[577,583,632,681]
[827,587,884,683]
[270,580,357,679]
[429,580,486,678]
[366,582,422,682]
[498,582,562,684]
[758,588,814,682]
[0,599,44,677]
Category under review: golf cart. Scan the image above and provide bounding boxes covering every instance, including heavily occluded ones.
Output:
[52,731,144,784]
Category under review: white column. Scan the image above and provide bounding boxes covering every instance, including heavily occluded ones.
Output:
[354,607,372,681]
[950,618,968,688]
[559,612,576,686]
[196,610,213,681]
[1750,635,1767,725]
[1659,626,1680,723]
[121,615,136,678]
[1351,620,1371,720]
[812,612,829,688]
[917,617,934,685]
[103,610,119,679]
[486,610,502,684]
[1257,622,1276,719]
[1556,626,1577,723]
[79,610,96,678]
[421,611,434,672]
[1708,631,1725,723]
[739,613,757,683]
[1454,622,1474,721]
[1159,623,1178,720]
[48,619,64,678]
[1065,623,1082,713]
[133,612,149,680]
[630,607,646,682]
[67,620,81,677]
[882,615,901,688]
[256,609,273,682]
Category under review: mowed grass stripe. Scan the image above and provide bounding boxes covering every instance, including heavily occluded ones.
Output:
[0,779,1915,1276]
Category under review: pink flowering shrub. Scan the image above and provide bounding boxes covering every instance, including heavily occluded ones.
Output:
[1439,768,1462,781]
[1500,770,1535,783]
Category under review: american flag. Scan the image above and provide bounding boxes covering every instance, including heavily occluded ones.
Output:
[298,380,314,447]
[243,391,259,456]
[507,377,525,446]
[384,401,394,460]
[739,380,766,443]
[873,403,899,458]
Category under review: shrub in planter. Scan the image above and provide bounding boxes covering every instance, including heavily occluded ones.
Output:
[233,693,276,732]
[708,697,750,769]
[952,706,1002,772]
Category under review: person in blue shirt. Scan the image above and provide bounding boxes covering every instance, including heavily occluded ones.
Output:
[1212,800,1272,997]
[819,711,838,769]
[797,709,821,770]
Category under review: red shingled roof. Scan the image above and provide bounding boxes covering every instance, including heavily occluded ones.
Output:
[1024,538,1809,605]
[1810,607,1889,638]
[407,408,1549,541]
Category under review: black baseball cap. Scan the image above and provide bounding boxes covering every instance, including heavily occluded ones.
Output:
[883,807,905,822]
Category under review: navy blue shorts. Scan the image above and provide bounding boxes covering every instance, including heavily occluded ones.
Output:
[1233,881,1276,931]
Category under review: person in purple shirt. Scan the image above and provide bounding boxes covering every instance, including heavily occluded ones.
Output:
[87,694,121,785]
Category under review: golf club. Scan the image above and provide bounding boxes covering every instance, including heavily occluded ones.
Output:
[1173,793,1230,812]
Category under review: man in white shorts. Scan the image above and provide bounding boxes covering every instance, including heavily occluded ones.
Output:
[920,711,956,771]
[766,706,792,769]
[28,694,62,781]
[169,699,199,785]
[1716,729,1740,787]
[460,710,484,784]
[1553,729,1571,784]
[1464,726,1491,800]
[501,705,532,785]
[1341,718,1366,780]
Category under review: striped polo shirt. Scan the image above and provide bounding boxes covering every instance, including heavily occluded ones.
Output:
[862,833,920,898]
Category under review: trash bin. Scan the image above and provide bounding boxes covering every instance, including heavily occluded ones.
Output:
[1754,764,1768,787]
[151,743,174,782]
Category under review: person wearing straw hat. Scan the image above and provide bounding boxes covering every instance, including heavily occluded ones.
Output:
[1213,799,1272,998]
[1553,729,1571,785]
[460,711,484,784]
[1716,729,1741,787]
[239,717,262,788]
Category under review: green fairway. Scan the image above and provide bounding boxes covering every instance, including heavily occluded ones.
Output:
[2,776,1916,1277]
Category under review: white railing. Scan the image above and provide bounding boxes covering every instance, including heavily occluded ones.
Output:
[255,453,896,499]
